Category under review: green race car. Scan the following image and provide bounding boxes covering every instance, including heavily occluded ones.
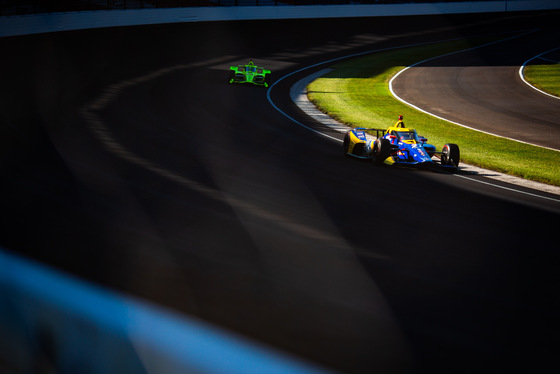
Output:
[229,60,271,87]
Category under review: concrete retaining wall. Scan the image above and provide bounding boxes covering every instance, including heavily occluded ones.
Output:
[1,1,559,37]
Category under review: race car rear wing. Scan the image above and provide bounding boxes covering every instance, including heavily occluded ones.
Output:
[355,128,387,140]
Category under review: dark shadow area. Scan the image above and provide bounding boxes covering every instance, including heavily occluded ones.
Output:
[1,11,560,374]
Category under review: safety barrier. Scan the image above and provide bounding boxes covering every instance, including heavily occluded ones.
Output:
[1,1,560,37]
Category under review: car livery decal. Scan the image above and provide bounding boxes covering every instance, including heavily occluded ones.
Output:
[355,131,367,141]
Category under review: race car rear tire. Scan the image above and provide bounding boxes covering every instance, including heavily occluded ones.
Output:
[373,138,391,165]
[343,133,351,157]
[442,143,460,167]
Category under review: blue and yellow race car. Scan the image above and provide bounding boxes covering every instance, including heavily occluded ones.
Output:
[343,123,460,171]
[229,60,271,87]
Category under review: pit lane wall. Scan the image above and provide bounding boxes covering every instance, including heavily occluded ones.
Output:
[1,0,559,37]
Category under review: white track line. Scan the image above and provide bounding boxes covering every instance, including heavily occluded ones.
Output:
[454,173,560,203]
[389,31,560,153]
[266,35,488,141]
[519,46,560,100]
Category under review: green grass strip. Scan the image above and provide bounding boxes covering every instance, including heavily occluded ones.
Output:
[308,37,560,186]
[524,57,560,97]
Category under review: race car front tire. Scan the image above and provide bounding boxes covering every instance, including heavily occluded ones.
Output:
[373,138,391,165]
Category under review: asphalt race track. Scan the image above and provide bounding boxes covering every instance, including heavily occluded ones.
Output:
[1,11,560,374]
[391,29,560,150]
